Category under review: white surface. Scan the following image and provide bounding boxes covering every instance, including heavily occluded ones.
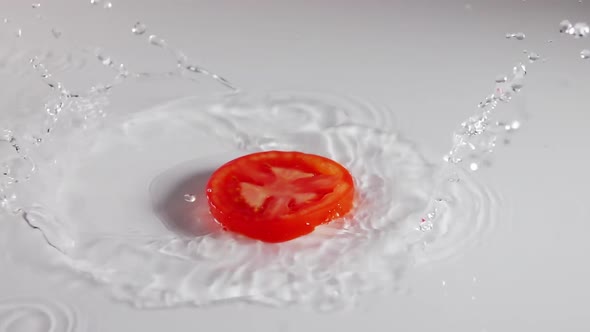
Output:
[1,0,590,331]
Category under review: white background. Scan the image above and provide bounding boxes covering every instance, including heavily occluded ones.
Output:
[1,0,590,331]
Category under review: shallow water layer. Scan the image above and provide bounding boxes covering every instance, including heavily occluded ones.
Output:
[1,86,499,309]
[0,1,536,310]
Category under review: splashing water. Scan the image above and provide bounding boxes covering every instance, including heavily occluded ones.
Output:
[445,62,527,166]
[0,2,536,310]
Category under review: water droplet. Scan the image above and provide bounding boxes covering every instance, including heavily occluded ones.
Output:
[103,1,113,9]
[495,75,507,83]
[527,52,540,62]
[185,65,204,74]
[547,39,553,43]
[441,280,446,286]
[305,222,311,226]
[131,22,146,35]
[96,52,114,67]
[581,49,590,59]
[51,28,62,39]
[514,32,526,40]
[0,130,13,142]
[513,63,526,77]
[506,32,525,40]
[90,0,101,4]
[511,121,521,130]
[510,83,523,92]
[15,28,22,37]
[183,194,196,202]
[31,3,41,8]
[3,18,9,24]
[148,34,166,47]
[559,19,573,34]
[469,162,479,171]
[573,22,589,38]
[46,102,63,117]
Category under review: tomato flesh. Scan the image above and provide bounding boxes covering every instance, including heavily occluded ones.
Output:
[205,151,355,242]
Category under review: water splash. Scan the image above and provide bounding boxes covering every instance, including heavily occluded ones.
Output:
[0,0,527,311]
[0,83,497,310]
[418,61,530,248]
[446,62,526,166]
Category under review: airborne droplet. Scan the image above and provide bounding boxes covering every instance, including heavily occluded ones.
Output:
[51,28,62,39]
[559,19,573,34]
[573,22,589,38]
[183,194,196,203]
[132,22,147,35]
[495,75,507,83]
[148,34,166,47]
[505,32,525,40]
[560,20,589,37]
[527,52,540,62]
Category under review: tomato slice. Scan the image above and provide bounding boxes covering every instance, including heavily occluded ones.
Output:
[205,151,355,242]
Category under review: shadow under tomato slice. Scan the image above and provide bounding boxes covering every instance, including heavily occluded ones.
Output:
[206,151,355,242]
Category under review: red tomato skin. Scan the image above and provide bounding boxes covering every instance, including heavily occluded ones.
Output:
[206,151,355,243]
